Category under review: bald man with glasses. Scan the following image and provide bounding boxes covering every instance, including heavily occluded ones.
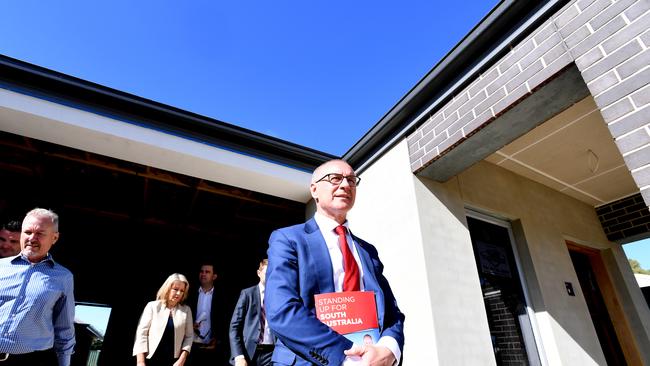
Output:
[265,159,405,366]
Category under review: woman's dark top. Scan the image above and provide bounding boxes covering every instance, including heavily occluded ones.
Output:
[149,313,176,366]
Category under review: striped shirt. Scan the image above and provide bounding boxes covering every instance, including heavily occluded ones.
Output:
[0,254,75,366]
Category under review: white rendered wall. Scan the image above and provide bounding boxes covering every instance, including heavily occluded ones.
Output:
[349,140,495,365]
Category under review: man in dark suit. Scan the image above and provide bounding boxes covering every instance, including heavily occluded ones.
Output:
[187,262,229,365]
[266,159,405,366]
[229,259,275,366]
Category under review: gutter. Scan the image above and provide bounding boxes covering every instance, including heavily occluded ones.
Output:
[0,54,336,172]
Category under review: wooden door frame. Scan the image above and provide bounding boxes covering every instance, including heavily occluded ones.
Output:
[566,241,641,365]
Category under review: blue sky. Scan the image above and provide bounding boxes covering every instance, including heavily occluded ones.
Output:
[1,0,499,156]
[1,1,649,271]
[75,304,111,337]
[624,239,650,270]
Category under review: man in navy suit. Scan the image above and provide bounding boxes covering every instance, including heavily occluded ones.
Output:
[266,159,405,366]
[229,259,275,366]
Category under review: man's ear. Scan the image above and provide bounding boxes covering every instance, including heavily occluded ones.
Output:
[52,232,60,245]
[310,183,319,202]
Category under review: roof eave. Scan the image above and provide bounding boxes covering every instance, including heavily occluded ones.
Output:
[0,54,336,172]
[343,0,569,172]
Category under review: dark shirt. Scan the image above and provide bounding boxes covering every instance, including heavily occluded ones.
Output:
[150,315,176,366]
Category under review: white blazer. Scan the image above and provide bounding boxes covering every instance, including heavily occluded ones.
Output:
[133,300,194,359]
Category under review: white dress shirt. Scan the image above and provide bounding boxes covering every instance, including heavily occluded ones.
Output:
[195,286,213,343]
[314,213,365,291]
[258,283,273,345]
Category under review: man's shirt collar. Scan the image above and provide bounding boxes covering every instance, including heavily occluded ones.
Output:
[314,212,349,234]
[13,253,55,267]
[198,286,214,295]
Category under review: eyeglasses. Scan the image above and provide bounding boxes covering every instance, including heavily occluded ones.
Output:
[315,173,361,187]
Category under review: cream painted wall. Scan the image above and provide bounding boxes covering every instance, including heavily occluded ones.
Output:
[350,141,650,365]
[449,160,650,365]
[411,161,498,365]
[349,141,495,365]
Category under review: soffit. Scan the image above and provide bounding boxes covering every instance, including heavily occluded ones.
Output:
[0,87,313,203]
[0,129,306,233]
[484,96,638,207]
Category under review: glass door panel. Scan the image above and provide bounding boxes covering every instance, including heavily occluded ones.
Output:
[467,215,541,366]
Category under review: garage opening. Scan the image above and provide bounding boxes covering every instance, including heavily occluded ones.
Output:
[0,130,306,365]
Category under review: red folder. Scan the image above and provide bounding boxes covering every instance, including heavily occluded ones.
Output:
[315,291,380,345]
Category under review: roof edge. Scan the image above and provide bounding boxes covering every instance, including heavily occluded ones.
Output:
[343,0,569,172]
[0,54,336,172]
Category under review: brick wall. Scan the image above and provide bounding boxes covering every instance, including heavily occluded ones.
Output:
[408,0,650,205]
[596,192,650,242]
[483,284,529,365]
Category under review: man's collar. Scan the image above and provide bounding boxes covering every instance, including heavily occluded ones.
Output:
[198,286,214,295]
[314,212,349,233]
[9,254,22,264]
[13,253,55,266]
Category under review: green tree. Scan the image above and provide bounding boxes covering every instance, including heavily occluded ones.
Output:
[629,259,650,275]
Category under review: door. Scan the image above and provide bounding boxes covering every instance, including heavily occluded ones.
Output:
[467,213,542,366]
[568,247,627,366]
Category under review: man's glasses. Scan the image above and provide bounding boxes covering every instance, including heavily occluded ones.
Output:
[315,173,361,187]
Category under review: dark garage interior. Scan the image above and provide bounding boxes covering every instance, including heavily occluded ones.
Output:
[0,130,306,365]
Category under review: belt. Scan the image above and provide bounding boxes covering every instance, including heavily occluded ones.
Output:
[192,342,214,350]
[256,344,275,350]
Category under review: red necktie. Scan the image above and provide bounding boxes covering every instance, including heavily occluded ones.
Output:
[335,225,360,292]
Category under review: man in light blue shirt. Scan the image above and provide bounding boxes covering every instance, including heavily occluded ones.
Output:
[0,208,75,366]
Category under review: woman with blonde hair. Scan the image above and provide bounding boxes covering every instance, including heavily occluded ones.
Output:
[133,273,194,366]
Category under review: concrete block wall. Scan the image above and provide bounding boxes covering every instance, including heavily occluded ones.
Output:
[407,0,650,204]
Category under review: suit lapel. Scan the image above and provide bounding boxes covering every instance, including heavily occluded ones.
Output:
[152,302,171,342]
[353,236,386,330]
[252,285,261,320]
[304,219,385,328]
[305,218,335,294]
[172,306,188,354]
[173,306,185,325]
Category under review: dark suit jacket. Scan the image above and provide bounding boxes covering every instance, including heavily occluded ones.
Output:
[229,284,270,364]
[265,218,405,366]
